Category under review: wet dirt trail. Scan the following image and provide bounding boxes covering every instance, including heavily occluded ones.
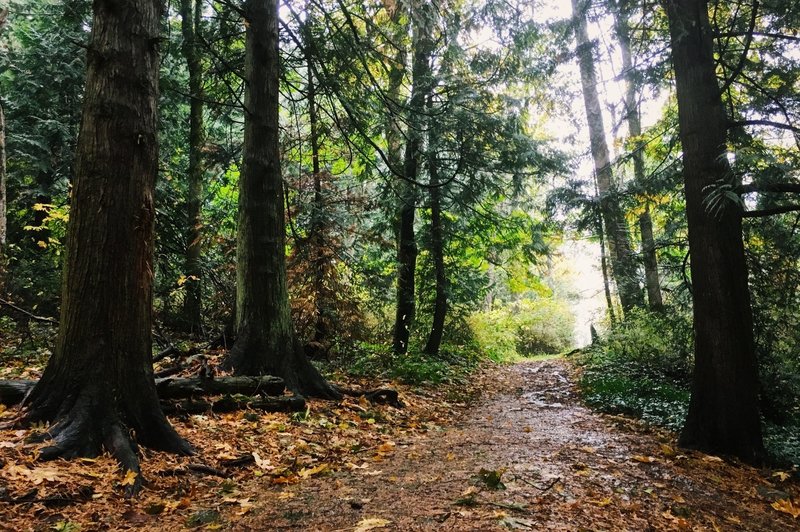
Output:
[238,359,796,531]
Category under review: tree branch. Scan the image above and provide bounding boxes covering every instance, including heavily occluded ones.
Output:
[743,205,800,218]
[715,31,800,43]
[718,0,758,96]
[0,298,58,325]
[729,119,800,134]
[738,183,800,194]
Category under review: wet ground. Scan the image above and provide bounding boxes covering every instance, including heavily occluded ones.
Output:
[237,359,798,531]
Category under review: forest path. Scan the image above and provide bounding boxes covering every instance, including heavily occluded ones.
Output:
[239,359,793,531]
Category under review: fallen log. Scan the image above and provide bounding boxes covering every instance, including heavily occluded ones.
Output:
[155,375,285,399]
[0,380,34,406]
[160,394,305,415]
[0,375,286,406]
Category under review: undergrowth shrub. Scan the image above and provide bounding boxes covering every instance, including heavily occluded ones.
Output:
[330,341,482,385]
[468,298,574,362]
[576,306,693,430]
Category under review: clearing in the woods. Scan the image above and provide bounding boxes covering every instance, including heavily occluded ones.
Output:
[1,358,797,530]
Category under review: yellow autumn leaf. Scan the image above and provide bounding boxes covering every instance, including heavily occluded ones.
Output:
[660,444,677,457]
[773,471,791,482]
[299,463,329,478]
[376,442,396,454]
[631,455,656,464]
[772,498,800,518]
[353,517,391,532]
[37,240,48,249]
[593,497,613,507]
[120,470,138,486]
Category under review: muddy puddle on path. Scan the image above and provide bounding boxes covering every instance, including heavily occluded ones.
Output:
[238,359,797,531]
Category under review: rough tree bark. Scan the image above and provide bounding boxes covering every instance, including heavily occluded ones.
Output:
[664,0,764,463]
[572,0,644,314]
[225,0,338,399]
[20,0,192,492]
[613,2,664,311]
[393,2,435,355]
[180,0,204,332]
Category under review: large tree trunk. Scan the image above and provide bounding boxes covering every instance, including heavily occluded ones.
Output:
[21,0,192,493]
[665,0,764,463]
[180,0,204,332]
[392,3,435,355]
[613,3,663,311]
[572,0,643,314]
[225,0,338,399]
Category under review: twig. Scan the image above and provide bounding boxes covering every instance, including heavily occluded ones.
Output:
[0,298,58,325]
[515,475,561,492]
[187,463,229,477]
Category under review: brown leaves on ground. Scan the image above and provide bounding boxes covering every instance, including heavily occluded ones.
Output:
[0,361,475,531]
[0,358,798,531]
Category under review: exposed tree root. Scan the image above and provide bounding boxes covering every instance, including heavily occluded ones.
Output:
[22,384,193,497]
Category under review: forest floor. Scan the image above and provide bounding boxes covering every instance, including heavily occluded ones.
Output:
[1,356,799,531]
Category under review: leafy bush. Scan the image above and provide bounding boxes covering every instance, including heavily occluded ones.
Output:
[330,341,481,385]
[576,306,693,429]
[468,298,574,362]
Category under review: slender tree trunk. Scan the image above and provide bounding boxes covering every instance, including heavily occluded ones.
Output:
[21,0,192,492]
[423,123,447,355]
[639,207,663,310]
[598,213,617,324]
[572,0,643,314]
[0,102,7,290]
[664,0,764,463]
[613,3,663,311]
[393,3,435,355]
[304,16,328,354]
[0,9,7,278]
[225,0,338,399]
[180,0,204,332]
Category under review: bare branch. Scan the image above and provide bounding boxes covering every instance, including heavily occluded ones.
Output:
[738,183,800,194]
[718,1,758,96]
[0,298,58,325]
[715,31,800,43]
[743,205,800,218]
[729,119,800,134]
